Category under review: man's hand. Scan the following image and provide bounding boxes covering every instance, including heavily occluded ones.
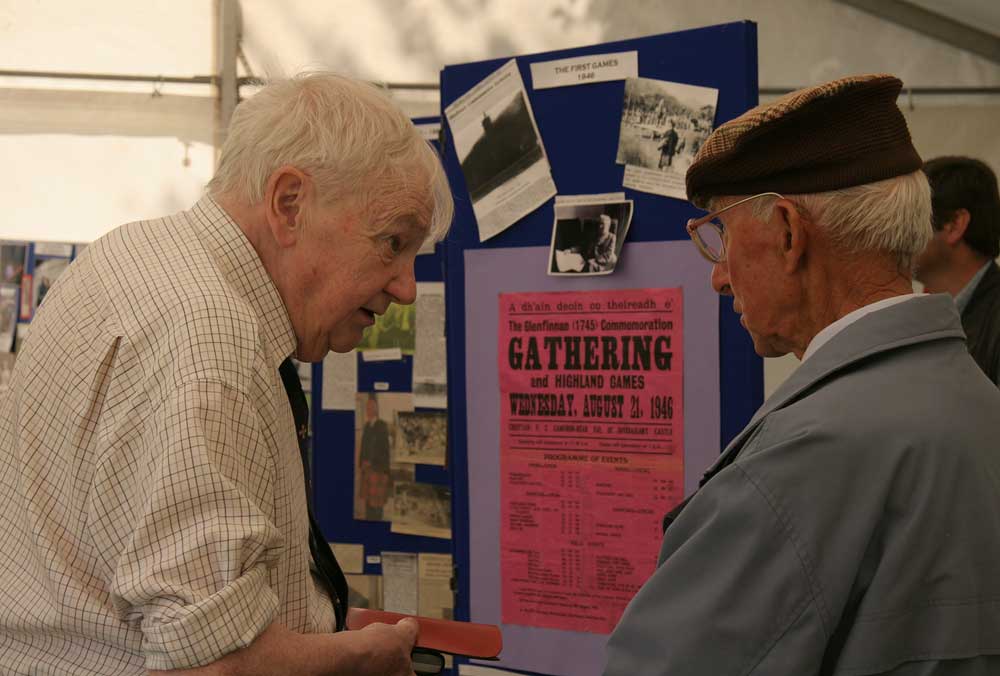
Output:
[344,617,420,676]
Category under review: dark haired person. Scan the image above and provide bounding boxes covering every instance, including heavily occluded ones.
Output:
[916,156,1000,385]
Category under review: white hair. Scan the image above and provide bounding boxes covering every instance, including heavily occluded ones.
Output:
[208,72,453,243]
[713,170,933,273]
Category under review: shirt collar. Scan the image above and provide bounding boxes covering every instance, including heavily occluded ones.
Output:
[953,260,992,315]
[802,294,922,362]
[189,195,298,367]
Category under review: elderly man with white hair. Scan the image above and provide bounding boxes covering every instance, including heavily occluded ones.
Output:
[604,75,1000,675]
[0,73,452,675]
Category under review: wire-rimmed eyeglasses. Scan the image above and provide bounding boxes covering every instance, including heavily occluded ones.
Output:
[685,192,784,263]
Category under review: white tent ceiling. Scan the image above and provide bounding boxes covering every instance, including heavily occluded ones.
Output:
[1,0,999,244]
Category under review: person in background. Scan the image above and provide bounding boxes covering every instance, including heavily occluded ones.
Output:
[915,156,1000,384]
[585,214,618,272]
[604,74,1000,675]
[0,72,452,675]
[656,121,680,169]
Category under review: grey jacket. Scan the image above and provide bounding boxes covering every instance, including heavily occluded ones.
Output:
[604,294,1000,675]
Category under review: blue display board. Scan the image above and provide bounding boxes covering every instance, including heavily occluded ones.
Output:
[311,22,761,676]
[439,22,761,676]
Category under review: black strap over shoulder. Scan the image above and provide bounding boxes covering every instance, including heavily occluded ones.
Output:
[279,358,350,631]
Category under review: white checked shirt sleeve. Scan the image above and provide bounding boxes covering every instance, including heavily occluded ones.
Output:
[99,381,282,670]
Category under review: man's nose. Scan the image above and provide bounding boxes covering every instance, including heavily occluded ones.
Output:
[388,264,417,305]
[711,261,732,296]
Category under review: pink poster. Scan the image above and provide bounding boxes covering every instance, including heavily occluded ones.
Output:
[498,288,684,634]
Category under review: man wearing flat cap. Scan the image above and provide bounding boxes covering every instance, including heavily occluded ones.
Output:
[604,74,1000,675]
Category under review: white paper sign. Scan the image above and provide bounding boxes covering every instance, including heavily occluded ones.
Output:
[530,50,638,90]
[362,347,403,362]
[555,192,627,205]
[320,350,357,411]
[33,241,74,258]
[381,551,419,615]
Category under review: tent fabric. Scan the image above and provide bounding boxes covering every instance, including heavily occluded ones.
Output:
[1,0,1000,243]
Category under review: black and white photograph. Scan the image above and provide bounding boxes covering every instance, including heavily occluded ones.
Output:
[548,198,634,276]
[413,381,447,410]
[390,481,452,540]
[616,77,718,200]
[393,410,447,466]
[445,58,556,241]
[459,91,542,202]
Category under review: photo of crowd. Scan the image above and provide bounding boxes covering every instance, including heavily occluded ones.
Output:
[616,77,719,199]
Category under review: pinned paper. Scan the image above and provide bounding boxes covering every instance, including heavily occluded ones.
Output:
[498,288,685,634]
[412,282,447,408]
[321,350,357,410]
[330,542,365,574]
[381,551,419,615]
[445,59,556,242]
[530,50,638,90]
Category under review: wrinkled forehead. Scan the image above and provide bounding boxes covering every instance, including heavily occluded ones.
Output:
[367,179,435,234]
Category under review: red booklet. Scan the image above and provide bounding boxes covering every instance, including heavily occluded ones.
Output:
[346,607,503,659]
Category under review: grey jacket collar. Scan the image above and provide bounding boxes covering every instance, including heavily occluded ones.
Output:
[703,294,965,479]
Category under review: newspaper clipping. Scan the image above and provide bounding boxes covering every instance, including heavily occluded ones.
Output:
[413,282,448,409]
[418,552,455,620]
[498,288,685,634]
[616,77,718,200]
[382,551,419,615]
[320,350,358,411]
[445,59,557,242]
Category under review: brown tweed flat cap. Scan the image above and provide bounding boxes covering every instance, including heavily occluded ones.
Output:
[685,74,922,208]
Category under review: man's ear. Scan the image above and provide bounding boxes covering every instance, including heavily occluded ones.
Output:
[942,208,971,246]
[264,165,310,248]
[774,199,807,274]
